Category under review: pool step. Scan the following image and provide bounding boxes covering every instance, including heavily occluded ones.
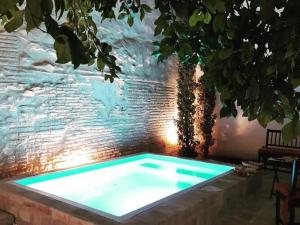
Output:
[0,210,14,225]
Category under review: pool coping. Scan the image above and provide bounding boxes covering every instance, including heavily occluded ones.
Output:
[0,153,262,225]
[7,153,234,222]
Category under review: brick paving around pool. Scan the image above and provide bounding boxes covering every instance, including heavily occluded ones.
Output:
[0,171,262,225]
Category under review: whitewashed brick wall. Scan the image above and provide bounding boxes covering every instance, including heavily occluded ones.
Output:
[0,11,178,177]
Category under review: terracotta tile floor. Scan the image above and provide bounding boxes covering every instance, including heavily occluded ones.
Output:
[216,171,300,225]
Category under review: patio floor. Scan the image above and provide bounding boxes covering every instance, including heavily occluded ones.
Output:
[216,170,299,225]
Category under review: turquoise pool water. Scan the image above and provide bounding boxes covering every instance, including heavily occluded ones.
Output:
[15,153,233,220]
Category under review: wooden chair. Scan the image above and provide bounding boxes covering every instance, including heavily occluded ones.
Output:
[275,160,300,225]
[258,129,300,168]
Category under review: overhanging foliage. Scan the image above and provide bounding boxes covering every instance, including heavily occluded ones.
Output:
[1,0,300,141]
[0,0,151,82]
[153,0,300,142]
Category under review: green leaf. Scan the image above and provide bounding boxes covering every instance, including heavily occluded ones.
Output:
[245,79,259,100]
[213,15,224,32]
[58,26,91,68]
[178,42,193,60]
[278,91,290,106]
[154,23,163,36]
[285,44,295,59]
[235,72,245,85]
[118,12,127,20]
[188,12,197,27]
[54,0,65,20]
[266,65,276,76]
[127,15,134,27]
[278,92,294,120]
[88,58,95,66]
[4,10,24,32]
[220,106,232,117]
[275,116,284,124]
[220,88,230,101]
[202,0,216,14]
[189,10,204,27]
[97,57,105,71]
[260,0,275,21]
[25,0,43,32]
[104,74,112,81]
[45,15,59,37]
[41,0,53,15]
[203,11,212,24]
[257,111,272,128]
[141,4,152,13]
[54,35,72,64]
[218,48,233,60]
[140,9,145,21]
[282,120,300,143]
[172,3,188,19]
[87,16,97,33]
[0,0,17,14]
[215,1,225,12]
[174,22,185,34]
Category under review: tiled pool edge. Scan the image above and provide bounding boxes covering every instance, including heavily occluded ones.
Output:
[0,171,262,225]
[7,153,234,222]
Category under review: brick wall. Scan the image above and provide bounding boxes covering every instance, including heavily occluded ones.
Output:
[0,11,179,178]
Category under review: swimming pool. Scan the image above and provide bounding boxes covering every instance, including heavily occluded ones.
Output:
[14,153,233,221]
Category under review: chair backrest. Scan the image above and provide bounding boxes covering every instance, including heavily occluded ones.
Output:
[290,160,298,194]
[266,129,300,149]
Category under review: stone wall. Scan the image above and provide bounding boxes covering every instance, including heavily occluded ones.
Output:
[0,7,178,177]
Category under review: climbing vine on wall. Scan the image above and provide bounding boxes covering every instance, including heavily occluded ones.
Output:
[176,62,197,158]
[197,75,217,158]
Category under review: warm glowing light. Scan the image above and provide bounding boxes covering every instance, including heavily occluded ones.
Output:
[57,152,91,169]
[166,122,178,145]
